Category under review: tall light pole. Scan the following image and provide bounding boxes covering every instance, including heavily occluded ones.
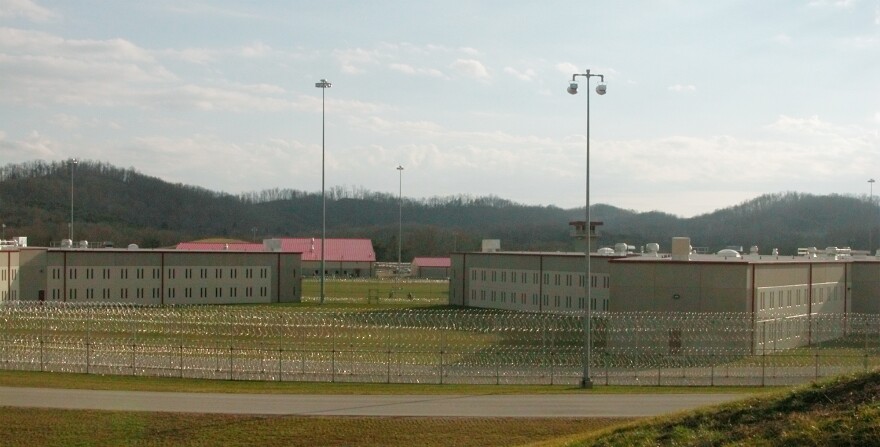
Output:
[568,69,606,389]
[315,78,331,304]
[69,158,78,242]
[397,165,404,275]
[870,178,876,255]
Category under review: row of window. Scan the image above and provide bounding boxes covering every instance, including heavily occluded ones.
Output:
[48,286,272,301]
[470,268,610,288]
[52,266,273,281]
[757,283,843,311]
[1,268,17,281]
[470,289,609,311]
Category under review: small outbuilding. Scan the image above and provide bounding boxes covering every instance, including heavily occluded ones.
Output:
[411,257,451,279]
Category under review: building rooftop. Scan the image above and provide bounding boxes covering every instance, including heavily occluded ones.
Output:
[177,238,376,262]
[412,257,451,268]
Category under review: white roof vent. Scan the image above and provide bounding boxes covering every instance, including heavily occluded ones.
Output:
[127,244,139,250]
[613,243,634,256]
[749,245,759,255]
[717,249,742,259]
[597,247,615,256]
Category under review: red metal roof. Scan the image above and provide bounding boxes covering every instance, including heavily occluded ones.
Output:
[411,257,451,268]
[176,238,376,262]
[275,238,375,262]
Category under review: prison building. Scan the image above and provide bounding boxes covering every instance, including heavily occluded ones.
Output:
[450,237,880,353]
[177,238,376,278]
[12,246,301,305]
[449,251,613,313]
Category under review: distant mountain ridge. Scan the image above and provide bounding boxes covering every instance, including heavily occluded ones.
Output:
[0,160,874,259]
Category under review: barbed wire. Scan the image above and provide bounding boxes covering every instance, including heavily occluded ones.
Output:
[2,301,879,385]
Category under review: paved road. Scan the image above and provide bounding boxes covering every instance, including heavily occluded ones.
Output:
[0,387,748,418]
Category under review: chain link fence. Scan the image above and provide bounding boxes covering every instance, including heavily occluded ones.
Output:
[2,301,879,386]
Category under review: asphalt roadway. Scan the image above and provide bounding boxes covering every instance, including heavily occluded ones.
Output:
[0,387,749,418]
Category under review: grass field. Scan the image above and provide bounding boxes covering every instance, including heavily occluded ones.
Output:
[572,369,880,446]
[0,408,632,447]
[300,278,448,303]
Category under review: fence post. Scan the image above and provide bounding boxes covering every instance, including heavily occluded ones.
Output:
[814,352,819,380]
[179,344,184,378]
[761,321,766,387]
[865,318,870,373]
[228,345,233,380]
[439,327,446,385]
[278,346,283,382]
[331,319,336,383]
[86,306,91,374]
[710,353,715,387]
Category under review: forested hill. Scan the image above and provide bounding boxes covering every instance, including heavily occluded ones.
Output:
[0,160,874,260]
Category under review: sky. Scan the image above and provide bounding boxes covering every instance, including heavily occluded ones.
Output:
[1,0,879,217]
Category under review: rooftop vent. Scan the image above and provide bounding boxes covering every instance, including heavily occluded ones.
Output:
[716,248,742,259]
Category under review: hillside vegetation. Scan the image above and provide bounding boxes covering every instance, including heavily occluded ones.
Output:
[1,160,876,259]
[572,370,880,446]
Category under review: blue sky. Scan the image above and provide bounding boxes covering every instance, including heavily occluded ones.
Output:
[1,0,878,217]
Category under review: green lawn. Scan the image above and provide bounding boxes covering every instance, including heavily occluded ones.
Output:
[300,278,448,303]
[0,407,632,447]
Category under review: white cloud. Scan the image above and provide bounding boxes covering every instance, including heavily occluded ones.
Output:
[668,84,697,92]
[0,27,302,112]
[162,47,218,64]
[450,58,490,79]
[773,33,793,45]
[388,63,446,78]
[238,41,273,58]
[0,0,58,22]
[0,130,61,161]
[503,66,536,81]
[807,0,856,8]
[555,62,580,75]
[334,47,384,74]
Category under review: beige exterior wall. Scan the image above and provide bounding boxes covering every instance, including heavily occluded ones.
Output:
[18,248,301,305]
[850,262,880,314]
[610,261,750,313]
[450,252,613,313]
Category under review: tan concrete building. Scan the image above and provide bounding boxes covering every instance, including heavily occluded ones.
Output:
[450,238,877,353]
[13,247,302,305]
[449,251,613,313]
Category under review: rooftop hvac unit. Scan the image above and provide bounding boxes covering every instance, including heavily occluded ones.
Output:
[671,237,691,261]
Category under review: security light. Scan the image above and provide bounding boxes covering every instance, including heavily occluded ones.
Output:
[567,82,579,95]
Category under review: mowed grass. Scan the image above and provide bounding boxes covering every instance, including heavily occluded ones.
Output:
[300,278,448,302]
[0,407,632,447]
[564,369,880,446]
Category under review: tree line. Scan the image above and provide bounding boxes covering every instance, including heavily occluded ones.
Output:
[1,160,875,258]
